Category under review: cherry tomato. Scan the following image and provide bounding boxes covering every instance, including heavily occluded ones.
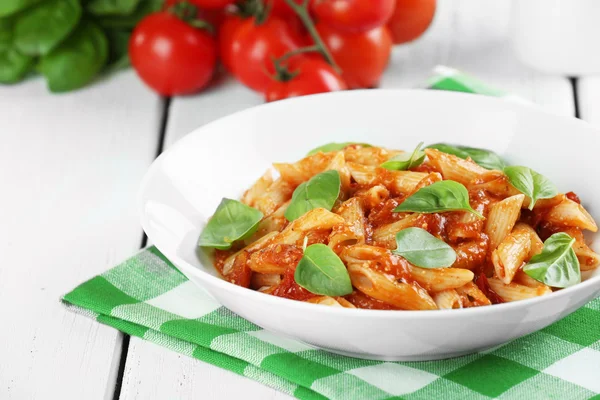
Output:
[316,22,392,89]
[130,12,217,96]
[229,17,303,93]
[387,0,436,44]
[187,0,235,9]
[311,0,395,33]
[219,14,245,71]
[265,58,346,102]
[270,0,304,18]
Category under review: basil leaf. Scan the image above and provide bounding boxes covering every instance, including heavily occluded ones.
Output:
[86,0,141,16]
[393,227,456,268]
[285,170,341,221]
[0,18,13,52]
[504,165,557,210]
[97,0,163,29]
[103,29,130,72]
[523,232,580,288]
[381,142,425,171]
[427,143,506,170]
[0,47,33,83]
[307,142,371,156]
[198,198,263,250]
[0,0,44,18]
[294,244,353,296]
[38,20,108,92]
[14,0,82,56]
[394,180,482,218]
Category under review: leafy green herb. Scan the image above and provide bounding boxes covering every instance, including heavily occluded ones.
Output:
[307,142,371,156]
[103,29,130,72]
[0,47,33,83]
[394,180,482,218]
[381,142,425,171]
[523,232,580,288]
[294,244,353,296]
[38,20,108,92]
[393,227,456,268]
[97,0,163,30]
[86,0,141,16]
[14,0,81,56]
[0,0,44,18]
[504,165,557,210]
[427,143,506,170]
[198,198,263,250]
[285,170,341,221]
[0,18,13,52]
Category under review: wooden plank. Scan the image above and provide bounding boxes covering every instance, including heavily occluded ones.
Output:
[578,77,600,127]
[0,72,161,399]
[121,1,575,398]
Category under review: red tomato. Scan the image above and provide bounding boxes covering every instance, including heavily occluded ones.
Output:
[219,14,245,71]
[187,0,235,9]
[130,12,217,96]
[229,17,303,93]
[270,0,304,18]
[316,22,392,89]
[163,1,225,29]
[265,58,346,102]
[311,0,395,33]
[387,0,436,44]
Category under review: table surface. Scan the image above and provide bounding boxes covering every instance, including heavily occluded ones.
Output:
[2,1,600,399]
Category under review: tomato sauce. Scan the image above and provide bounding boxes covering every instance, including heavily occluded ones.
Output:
[344,291,400,310]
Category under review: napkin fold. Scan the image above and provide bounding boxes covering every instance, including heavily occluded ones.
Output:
[63,68,600,400]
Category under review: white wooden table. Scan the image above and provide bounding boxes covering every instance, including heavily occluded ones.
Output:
[2,1,599,399]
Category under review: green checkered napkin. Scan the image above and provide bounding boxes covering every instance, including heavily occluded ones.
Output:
[63,68,600,400]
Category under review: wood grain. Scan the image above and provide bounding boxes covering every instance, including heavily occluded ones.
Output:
[0,71,160,399]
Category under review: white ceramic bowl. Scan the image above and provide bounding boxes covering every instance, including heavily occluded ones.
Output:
[138,90,600,361]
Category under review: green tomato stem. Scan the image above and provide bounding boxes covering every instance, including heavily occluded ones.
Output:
[282,0,341,73]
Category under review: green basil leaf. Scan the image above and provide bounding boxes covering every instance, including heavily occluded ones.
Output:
[0,0,44,18]
[198,198,264,250]
[0,47,33,83]
[381,142,425,171]
[393,227,456,268]
[14,0,81,56]
[285,170,341,221]
[427,143,506,170]
[0,18,13,52]
[523,232,580,288]
[307,142,371,156]
[103,29,130,72]
[97,0,162,29]
[38,20,108,92]
[394,180,482,218]
[504,165,558,210]
[86,0,141,16]
[294,244,353,296]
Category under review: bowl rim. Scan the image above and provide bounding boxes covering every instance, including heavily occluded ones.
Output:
[138,88,600,320]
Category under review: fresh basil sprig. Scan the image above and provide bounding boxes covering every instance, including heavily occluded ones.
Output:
[307,142,371,156]
[86,0,141,16]
[198,198,263,250]
[393,227,456,268]
[427,143,506,170]
[523,232,580,288]
[294,244,353,296]
[0,48,33,83]
[14,0,81,56]
[285,170,341,221]
[0,0,44,18]
[394,180,482,218]
[504,166,557,210]
[381,142,425,171]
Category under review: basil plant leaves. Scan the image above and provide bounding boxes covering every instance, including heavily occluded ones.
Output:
[427,143,506,171]
[381,142,425,171]
[523,232,581,288]
[285,170,341,221]
[393,227,456,268]
[294,244,353,296]
[504,166,558,210]
[198,198,263,250]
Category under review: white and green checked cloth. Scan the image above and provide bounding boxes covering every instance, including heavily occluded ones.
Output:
[62,68,600,400]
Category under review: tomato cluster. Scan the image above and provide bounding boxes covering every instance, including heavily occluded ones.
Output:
[129,0,436,100]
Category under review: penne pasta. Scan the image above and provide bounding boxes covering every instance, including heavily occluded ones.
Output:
[559,227,600,271]
[372,214,420,249]
[250,273,282,291]
[425,148,489,186]
[408,266,475,292]
[270,208,345,246]
[274,152,336,186]
[492,225,531,284]
[545,198,598,232]
[253,178,295,216]
[343,146,402,166]
[306,296,357,308]
[455,282,492,307]
[485,194,525,251]
[354,184,390,210]
[347,263,437,310]
[487,277,552,302]
[329,198,367,251]
[242,170,274,206]
[432,289,462,309]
